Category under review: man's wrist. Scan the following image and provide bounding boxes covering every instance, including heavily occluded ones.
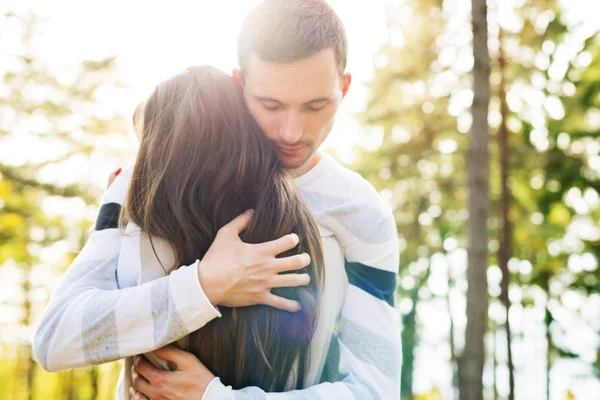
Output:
[202,377,234,400]
[197,259,224,306]
[171,262,222,324]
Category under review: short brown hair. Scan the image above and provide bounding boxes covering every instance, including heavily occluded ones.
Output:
[237,0,348,77]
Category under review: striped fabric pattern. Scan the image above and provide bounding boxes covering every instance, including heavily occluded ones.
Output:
[33,153,401,399]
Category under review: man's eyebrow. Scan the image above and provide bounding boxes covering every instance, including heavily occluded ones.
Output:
[255,96,283,103]
[254,96,332,104]
[305,97,331,104]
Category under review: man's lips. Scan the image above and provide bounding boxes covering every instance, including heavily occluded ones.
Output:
[276,145,304,155]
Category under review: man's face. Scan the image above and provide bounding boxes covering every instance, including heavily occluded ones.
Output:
[242,49,349,174]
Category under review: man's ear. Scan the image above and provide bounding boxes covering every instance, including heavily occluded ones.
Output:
[232,68,243,86]
[341,73,352,99]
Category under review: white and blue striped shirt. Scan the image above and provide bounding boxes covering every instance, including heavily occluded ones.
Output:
[33,152,401,399]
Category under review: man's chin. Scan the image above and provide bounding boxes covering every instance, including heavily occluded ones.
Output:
[279,158,309,170]
[275,145,319,174]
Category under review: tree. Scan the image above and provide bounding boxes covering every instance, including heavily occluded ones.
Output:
[494,3,600,398]
[357,0,600,398]
[356,1,468,397]
[495,24,515,400]
[459,0,490,399]
[0,10,130,399]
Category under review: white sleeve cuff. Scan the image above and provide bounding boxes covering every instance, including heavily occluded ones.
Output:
[202,377,234,400]
[169,260,221,332]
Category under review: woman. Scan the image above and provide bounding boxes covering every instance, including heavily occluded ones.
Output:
[34,65,350,399]
[118,65,328,394]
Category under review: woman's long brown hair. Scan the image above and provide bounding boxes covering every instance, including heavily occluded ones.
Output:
[123,66,324,391]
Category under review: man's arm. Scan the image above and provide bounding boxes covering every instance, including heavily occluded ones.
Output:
[33,166,309,372]
[33,228,218,371]
[214,267,400,399]
[33,166,220,371]
[131,204,401,399]
[211,187,403,398]
[132,283,399,400]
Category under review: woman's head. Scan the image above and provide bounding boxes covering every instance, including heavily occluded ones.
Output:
[129,66,275,233]
[124,66,324,390]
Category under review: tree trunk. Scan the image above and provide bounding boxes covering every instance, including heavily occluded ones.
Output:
[90,366,99,400]
[492,324,498,400]
[445,253,459,400]
[545,304,553,400]
[401,288,418,400]
[460,0,490,399]
[497,26,516,400]
[19,272,34,400]
[401,198,429,400]
[13,346,24,400]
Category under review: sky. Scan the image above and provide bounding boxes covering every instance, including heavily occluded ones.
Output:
[1,0,390,164]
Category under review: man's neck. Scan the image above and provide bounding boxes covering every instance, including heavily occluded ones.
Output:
[287,152,323,178]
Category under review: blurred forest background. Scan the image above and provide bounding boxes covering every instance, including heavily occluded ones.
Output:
[0,0,599,399]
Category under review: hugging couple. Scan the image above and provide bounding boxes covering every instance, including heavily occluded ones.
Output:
[34,1,401,399]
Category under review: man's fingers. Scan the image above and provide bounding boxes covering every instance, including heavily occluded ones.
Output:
[261,292,302,312]
[131,357,143,381]
[257,233,300,256]
[134,355,168,384]
[152,345,194,369]
[272,253,311,273]
[131,364,152,397]
[221,209,254,236]
[269,273,311,289]
[129,387,148,400]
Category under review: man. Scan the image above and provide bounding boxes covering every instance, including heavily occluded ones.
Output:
[34,1,401,399]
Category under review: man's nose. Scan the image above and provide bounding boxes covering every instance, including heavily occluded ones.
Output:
[279,111,304,144]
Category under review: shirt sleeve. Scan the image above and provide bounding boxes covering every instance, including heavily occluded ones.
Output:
[204,202,401,400]
[204,302,400,400]
[32,166,221,372]
[205,186,402,400]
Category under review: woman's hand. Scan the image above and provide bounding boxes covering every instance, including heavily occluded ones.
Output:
[107,168,122,188]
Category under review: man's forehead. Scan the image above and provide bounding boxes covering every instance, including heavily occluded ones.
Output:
[244,50,341,103]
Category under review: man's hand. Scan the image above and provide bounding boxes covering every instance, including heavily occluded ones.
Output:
[130,346,215,400]
[198,210,311,312]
